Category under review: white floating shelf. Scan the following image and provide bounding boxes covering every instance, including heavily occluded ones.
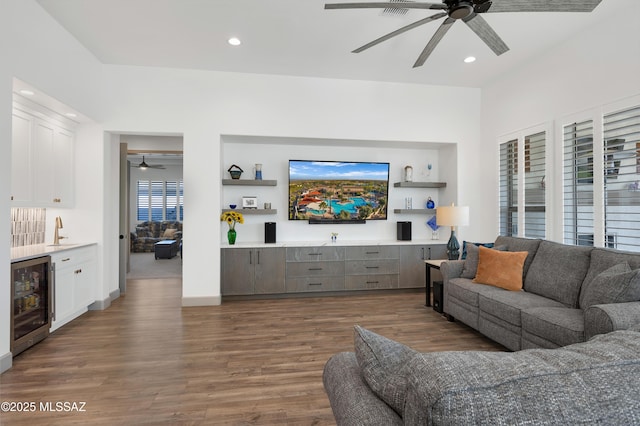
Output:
[393,182,446,188]
[393,209,436,214]
[222,179,277,186]
[221,209,278,215]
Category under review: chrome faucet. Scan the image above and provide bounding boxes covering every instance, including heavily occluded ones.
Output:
[53,216,65,245]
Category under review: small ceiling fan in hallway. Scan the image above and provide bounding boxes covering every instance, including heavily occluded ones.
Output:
[325,0,603,67]
[131,155,165,170]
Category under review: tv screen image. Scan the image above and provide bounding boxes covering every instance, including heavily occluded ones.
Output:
[288,160,390,221]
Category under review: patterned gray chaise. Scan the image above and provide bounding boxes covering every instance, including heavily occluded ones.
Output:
[323,325,640,425]
[443,236,640,350]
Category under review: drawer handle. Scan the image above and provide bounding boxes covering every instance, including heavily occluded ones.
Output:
[366,281,379,284]
[61,258,71,262]
[309,283,323,286]
[366,266,379,269]
[366,251,379,254]
[308,253,322,256]
[308,267,323,271]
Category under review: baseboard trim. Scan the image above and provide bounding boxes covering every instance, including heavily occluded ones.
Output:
[0,351,13,373]
[182,296,221,307]
[89,289,120,311]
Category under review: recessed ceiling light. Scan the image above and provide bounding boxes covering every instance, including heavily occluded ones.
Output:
[228,37,241,46]
[65,112,77,118]
[20,89,35,96]
[464,56,476,63]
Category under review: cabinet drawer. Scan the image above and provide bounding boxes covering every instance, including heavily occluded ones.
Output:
[345,274,398,290]
[345,259,399,275]
[286,246,344,262]
[286,261,345,278]
[285,277,345,292]
[345,246,399,260]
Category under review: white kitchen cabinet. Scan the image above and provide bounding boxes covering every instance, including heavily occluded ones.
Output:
[50,245,97,332]
[11,105,75,207]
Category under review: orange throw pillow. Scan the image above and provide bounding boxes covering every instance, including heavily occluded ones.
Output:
[473,246,528,291]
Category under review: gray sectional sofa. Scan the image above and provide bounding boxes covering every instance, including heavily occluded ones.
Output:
[323,325,640,425]
[443,236,640,350]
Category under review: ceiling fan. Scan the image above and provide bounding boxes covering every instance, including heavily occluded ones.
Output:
[325,0,603,67]
[131,155,165,170]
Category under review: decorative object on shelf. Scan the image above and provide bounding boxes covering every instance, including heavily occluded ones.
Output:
[264,202,271,209]
[254,163,263,180]
[220,210,244,245]
[242,196,258,209]
[427,215,439,240]
[426,197,435,209]
[404,165,413,182]
[229,204,237,209]
[436,203,470,260]
[427,163,432,176]
[331,232,338,243]
[227,164,243,180]
[405,197,413,209]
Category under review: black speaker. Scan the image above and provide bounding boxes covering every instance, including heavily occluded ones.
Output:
[433,280,443,313]
[397,221,411,241]
[264,222,276,243]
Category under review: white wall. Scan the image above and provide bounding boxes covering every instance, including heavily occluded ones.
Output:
[99,66,482,306]
[481,4,640,242]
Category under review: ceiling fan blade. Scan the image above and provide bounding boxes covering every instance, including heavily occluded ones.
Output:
[486,0,602,13]
[353,12,447,53]
[413,17,455,68]
[325,2,447,11]
[463,13,509,56]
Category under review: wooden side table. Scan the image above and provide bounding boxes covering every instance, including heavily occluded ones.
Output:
[424,259,446,307]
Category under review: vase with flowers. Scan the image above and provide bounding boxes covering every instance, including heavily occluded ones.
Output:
[220,210,244,245]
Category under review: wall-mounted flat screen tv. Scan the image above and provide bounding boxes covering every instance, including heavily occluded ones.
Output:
[289,160,389,221]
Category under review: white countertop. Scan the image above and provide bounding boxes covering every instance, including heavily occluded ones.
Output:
[221,239,447,248]
[11,243,97,262]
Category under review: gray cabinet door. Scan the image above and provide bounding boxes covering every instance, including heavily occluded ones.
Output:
[254,247,286,294]
[398,245,445,289]
[221,248,255,295]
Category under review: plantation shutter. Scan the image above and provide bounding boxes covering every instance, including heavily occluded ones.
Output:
[499,139,518,236]
[137,180,150,221]
[166,181,178,220]
[603,105,640,250]
[563,120,594,246]
[524,131,546,238]
[151,181,164,221]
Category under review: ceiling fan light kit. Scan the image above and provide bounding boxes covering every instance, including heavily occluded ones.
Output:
[325,0,603,67]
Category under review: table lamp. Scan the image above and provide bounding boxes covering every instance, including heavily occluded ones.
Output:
[436,203,470,260]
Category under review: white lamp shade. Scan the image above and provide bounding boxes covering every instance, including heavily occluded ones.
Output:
[436,205,470,227]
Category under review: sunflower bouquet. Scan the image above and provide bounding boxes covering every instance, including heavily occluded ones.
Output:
[220,210,244,230]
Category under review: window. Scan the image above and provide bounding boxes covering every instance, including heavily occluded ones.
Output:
[499,139,518,236]
[137,180,184,221]
[563,120,594,246]
[499,130,547,238]
[604,104,640,251]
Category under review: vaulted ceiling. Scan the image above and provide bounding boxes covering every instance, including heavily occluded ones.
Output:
[37,0,626,88]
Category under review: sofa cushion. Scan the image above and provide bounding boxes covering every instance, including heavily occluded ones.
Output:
[524,240,592,307]
[353,325,417,416]
[404,329,640,425]
[579,262,640,309]
[494,236,542,277]
[522,307,585,347]
[474,246,528,291]
[582,248,640,295]
[479,289,565,327]
[460,243,506,279]
[461,241,494,260]
[163,228,177,239]
[447,278,503,308]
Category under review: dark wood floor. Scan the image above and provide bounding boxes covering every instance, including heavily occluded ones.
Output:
[0,278,504,425]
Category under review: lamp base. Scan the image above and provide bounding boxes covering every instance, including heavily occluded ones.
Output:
[447,230,460,260]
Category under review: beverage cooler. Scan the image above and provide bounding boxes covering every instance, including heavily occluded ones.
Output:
[11,256,52,356]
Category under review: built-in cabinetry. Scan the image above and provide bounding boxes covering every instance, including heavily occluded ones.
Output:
[11,105,75,207]
[50,245,97,331]
[221,242,446,297]
[221,247,285,295]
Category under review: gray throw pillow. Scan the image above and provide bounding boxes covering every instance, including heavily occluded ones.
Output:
[461,243,507,279]
[579,262,640,309]
[353,325,418,416]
